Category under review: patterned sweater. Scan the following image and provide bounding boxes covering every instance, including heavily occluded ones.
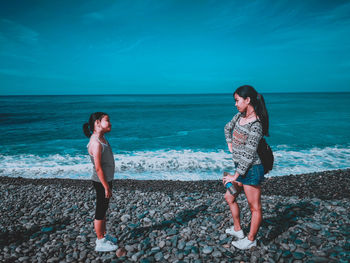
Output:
[224,113,262,176]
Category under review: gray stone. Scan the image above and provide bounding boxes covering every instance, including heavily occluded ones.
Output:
[281,243,289,250]
[131,251,144,261]
[159,240,166,248]
[18,257,30,262]
[176,252,184,260]
[219,234,227,240]
[309,256,329,263]
[292,252,305,260]
[212,250,222,258]
[250,255,258,263]
[151,247,161,253]
[125,245,135,252]
[154,252,163,261]
[47,258,60,263]
[289,243,296,252]
[121,214,131,223]
[79,251,87,259]
[306,222,322,231]
[177,241,186,250]
[282,250,292,258]
[202,246,213,254]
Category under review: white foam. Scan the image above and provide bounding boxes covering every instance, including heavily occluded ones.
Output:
[0,146,349,180]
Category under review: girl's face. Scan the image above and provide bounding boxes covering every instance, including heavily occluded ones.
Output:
[234,93,250,113]
[96,115,112,133]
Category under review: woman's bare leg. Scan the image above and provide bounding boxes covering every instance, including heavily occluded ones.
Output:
[224,183,243,230]
[94,219,106,239]
[243,184,262,241]
[103,217,106,236]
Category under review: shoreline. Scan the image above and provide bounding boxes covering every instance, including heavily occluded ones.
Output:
[1,169,349,262]
[1,168,349,200]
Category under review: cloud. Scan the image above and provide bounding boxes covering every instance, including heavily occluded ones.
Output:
[82,12,105,22]
[0,19,39,45]
[0,67,72,80]
[116,38,149,54]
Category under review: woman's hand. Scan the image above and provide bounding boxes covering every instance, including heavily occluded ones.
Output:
[227,143,233,153]
[104,186,112,199]
[223,173,239,185]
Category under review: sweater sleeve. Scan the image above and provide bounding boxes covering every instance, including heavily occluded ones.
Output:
[236,122,263,176]
[224,113,241,143]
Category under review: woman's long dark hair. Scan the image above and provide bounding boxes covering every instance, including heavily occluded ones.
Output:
[234,85,269,136]
[83,112,108,138]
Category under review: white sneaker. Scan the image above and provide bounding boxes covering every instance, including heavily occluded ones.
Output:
[225,227,244,239]
[95,237,118,252]
[231,237,257,250]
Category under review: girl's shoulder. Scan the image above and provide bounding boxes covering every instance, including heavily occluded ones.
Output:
[88,137,103,149]
[233,112,243,121]
[249,119,263,132]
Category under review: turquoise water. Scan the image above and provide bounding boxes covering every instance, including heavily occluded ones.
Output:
[1,93,349,180]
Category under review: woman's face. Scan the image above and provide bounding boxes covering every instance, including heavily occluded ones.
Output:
[234,93,250,113]
[97,115,112,133]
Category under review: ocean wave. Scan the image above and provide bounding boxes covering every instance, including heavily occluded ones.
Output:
[0,146,349,180]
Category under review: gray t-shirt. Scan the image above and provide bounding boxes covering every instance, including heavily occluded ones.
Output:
[224,113,262,176]
[88,137,115,183]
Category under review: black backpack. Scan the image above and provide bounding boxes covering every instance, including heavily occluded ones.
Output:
[250,121,274,174]
[257,137,274,174]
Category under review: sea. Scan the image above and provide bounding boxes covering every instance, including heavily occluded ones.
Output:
[1,93,350,181]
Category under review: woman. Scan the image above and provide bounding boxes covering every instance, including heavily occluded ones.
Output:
[223,85,269,250]
[83,112,118,252]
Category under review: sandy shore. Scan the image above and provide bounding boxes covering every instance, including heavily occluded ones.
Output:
[0,169,349,262]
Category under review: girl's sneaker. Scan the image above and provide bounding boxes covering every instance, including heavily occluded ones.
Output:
[231,237,257,250]
[95,237,118,252]
[225,227,244,239]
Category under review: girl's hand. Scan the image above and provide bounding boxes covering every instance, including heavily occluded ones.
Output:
[105,186,112,199]
[223,173,239,185]
[227,143,233,153]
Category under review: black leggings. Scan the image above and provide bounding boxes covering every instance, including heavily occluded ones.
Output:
[93,181,113,220]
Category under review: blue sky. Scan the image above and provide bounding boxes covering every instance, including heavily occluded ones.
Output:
[0,0,349,95]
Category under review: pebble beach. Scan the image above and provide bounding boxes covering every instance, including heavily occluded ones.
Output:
[0,169,349,263]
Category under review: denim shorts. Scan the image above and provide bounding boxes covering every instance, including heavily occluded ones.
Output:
[235,163,265,186]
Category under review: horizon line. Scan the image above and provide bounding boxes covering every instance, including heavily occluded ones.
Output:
[1,91,350,96]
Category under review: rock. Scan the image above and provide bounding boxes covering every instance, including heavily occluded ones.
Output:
[212,250,222,257]
[18,256,30,262]
[202,246,213,254]
[143,217,152,225]
[282,250,292,258]
[305,222,322,231]
[125,244,135,252]
[41,227,54,233]
[131,251,144,261]
[79,251,87,260]
[154,252,163,261]
[176,252,184,260]
[47,257,60,263]
[151,247,161,253]
[159,240,166,248]
[177,241,186,250]
[292,252,305,260]
[121,214,131,222]
[281,243,289,250]
[309,256,329,262]
[219,234,227,240]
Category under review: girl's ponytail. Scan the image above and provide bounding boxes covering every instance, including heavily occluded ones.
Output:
[234,85,270,136]
[255,93,269,136]
[83,123,92,138]
[83,112,108,138]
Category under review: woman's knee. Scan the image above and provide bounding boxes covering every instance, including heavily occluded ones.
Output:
[248,202,262,213]
[224,192,236,203]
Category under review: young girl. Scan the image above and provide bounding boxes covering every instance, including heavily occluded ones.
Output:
[83,112,118,252]
[223,85,269,250]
